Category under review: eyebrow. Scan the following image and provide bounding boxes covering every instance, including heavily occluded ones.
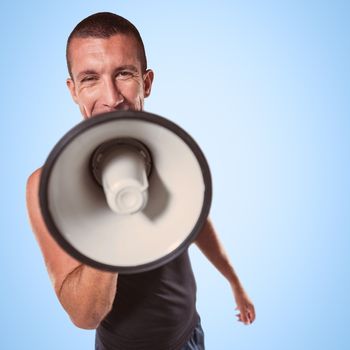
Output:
[76,65,139,81]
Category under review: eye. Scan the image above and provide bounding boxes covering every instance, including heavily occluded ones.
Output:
[116,70,134,80]
[81,75,98,83]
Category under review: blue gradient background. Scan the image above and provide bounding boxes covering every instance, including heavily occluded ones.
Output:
[1,1,349,349]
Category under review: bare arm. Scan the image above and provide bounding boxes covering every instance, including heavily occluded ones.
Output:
[26,168,117,329]
[195,219,256,324]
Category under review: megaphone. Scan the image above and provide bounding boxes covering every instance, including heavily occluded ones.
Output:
[39,110,212,273]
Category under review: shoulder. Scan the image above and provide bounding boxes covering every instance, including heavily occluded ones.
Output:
[26,167,42,213]
[26,167,44,219]
[27,167,42,189]
[26,167,43,201]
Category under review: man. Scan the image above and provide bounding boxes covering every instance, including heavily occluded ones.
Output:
[26,12,255,350]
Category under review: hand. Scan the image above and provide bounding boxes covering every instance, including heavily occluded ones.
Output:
[232,286,256,325]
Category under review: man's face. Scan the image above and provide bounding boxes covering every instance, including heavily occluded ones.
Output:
[67,34,154,119]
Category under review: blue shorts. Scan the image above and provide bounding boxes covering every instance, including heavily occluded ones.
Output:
[180,318,205,350]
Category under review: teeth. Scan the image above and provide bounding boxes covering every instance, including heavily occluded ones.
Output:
[91,104,139,116]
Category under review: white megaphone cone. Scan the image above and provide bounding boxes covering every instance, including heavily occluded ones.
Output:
[39,110,212,273]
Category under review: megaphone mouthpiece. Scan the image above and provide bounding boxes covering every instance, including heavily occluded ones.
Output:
[91,138,152,214]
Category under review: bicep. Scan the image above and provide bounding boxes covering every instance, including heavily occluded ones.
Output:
[26,168,81,295]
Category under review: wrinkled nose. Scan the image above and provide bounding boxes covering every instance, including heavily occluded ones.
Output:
[103,79,124,109]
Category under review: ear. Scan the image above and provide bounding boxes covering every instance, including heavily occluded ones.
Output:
[66,78,79,104]
[143,69,154,98]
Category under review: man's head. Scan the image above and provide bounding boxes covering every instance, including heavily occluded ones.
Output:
[66,12,154,119]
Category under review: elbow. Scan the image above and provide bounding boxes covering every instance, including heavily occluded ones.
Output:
[55,273,116,330]
[65,301,113,330]
[69,312,104,330]
[71,319,99,330]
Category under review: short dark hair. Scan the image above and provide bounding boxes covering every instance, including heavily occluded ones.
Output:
[66,12,147,78]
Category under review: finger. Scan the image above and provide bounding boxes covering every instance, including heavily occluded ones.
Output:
[248,305,256,322]
[241,310,249,324]
[240,312,247,323]
[243,316,250,325]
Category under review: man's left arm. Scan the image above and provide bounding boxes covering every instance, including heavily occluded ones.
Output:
[195,218,256,325]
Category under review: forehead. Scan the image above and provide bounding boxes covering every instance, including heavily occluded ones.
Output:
[68,34,141,75]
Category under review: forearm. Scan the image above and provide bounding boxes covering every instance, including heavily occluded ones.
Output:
[58,264,117,329]
[195,219,243,292]
[196,219,256,324]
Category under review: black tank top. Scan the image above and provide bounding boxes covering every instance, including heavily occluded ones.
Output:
[96,250,199,350]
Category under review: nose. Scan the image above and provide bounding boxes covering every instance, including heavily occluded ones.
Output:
[103,78,124,109]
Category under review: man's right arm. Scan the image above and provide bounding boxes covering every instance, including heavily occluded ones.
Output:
[26,168,118,329]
